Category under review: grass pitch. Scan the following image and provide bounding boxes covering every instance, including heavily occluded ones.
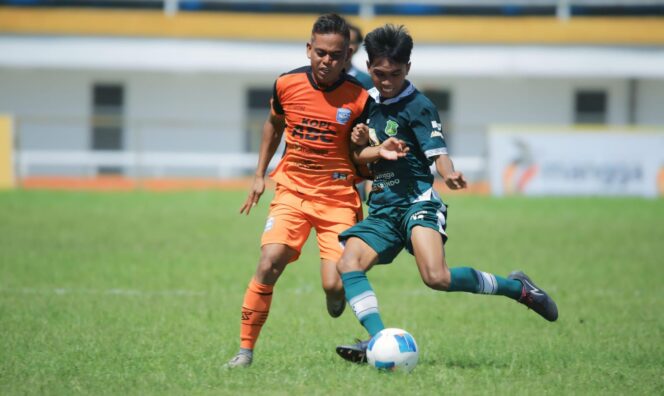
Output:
[1,190,662,395]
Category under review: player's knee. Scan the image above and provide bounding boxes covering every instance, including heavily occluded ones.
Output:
[422,267,451,291]
[337,254,362,274]
[321,275,342,294]
[256,254,286,282]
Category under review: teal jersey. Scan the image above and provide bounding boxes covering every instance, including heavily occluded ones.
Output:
[365,81,448,210]
[347,66,374,90]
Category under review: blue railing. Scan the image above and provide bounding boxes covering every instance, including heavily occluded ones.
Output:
[2,0,664,18]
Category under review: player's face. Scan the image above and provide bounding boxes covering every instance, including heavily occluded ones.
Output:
[368,57,410,99]
[348,30,360,61]
[307,33,349,87]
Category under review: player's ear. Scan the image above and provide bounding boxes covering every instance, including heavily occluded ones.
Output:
[406,62,411,75]
[306,41,312,59]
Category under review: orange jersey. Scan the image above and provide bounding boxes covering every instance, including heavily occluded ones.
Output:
[270,66,369,207]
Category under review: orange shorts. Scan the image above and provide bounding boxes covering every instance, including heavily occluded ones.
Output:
[261,185,362,263]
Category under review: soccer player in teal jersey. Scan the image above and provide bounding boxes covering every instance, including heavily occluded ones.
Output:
[335,24,559,364]
[346,24,374,90]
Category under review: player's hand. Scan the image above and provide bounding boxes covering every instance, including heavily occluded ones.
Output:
[444,171,467,190]
[240,175,265,215]
[378,137,409,161]
[351,123,369,146]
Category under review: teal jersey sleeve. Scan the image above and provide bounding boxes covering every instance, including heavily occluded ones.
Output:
[356,72,374,90]
[410,104,448,161]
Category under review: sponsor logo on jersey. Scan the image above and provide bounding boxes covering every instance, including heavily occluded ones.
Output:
[373,177,401,191]
[336,108,352,125]
[431,121,444,139]
[411,210,428,221]
[385,120,399,136]
[332,172,348,180]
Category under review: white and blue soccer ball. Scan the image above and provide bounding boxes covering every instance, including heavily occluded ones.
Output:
[366,328,419,373]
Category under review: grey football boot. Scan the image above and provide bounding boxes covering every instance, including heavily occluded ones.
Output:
[508,271,558,322]
[335,339,370,364]
[223,351,252,369]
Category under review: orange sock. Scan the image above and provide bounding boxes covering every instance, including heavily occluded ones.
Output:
[239,278,274,350]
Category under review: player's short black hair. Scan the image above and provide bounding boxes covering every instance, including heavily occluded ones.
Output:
[364,24,413,65]
[311,13,350,44]
[349,24,363,44]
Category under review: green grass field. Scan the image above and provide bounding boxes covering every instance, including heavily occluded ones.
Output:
[1,190,663,395]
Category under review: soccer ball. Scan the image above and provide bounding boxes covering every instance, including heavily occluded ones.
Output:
[366,328,419,372]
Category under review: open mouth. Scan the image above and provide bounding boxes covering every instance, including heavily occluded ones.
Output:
[380,87,394,96]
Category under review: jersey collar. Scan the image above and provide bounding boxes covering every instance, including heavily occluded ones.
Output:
[368,81,415,105]
[306,66,347,92]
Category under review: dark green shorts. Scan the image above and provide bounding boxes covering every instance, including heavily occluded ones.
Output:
[339,200,448,264]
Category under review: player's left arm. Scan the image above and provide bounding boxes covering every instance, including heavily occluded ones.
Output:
[350,95,371,147]
[434,154,467,190]
[411,104,466,190]
[349,95,374,179]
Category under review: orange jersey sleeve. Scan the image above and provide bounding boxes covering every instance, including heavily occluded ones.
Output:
[269,66,369,205]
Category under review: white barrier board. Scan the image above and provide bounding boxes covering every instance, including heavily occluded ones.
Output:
[489,128,664,197]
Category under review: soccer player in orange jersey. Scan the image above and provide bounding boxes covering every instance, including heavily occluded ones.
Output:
[225,14,371,368]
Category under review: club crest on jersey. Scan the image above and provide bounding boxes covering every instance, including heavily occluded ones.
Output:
[336,108,352,125]
[264,217,274,233]
[385,120,399,136]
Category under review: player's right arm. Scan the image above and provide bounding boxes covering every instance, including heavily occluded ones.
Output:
[240,112,286,215]
[351,123,409,164]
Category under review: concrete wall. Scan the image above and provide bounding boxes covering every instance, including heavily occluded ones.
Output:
[1,67,663,177]
[0,69,276,153]
[410,76,658,156]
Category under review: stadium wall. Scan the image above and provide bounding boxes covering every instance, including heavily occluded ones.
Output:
[3,71,664,156]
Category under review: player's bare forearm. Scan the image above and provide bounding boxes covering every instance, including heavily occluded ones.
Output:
[435,154,468,190]
[255,114,285,177]
[353,145,382,164]
[348,121,408,163]
[350,123,372,165]
[240,113,285,215]
[434,154,455,178]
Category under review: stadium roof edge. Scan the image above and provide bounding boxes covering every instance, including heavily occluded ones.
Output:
[1,6,664,45]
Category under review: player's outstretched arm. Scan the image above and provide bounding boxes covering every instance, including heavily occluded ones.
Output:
[353,137,409,164]
[434,154,467,190]
[351,124,409,165]
[240,113,286,215]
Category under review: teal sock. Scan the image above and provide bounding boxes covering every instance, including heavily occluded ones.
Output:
[448,267,522,300]
[341,271,385,337]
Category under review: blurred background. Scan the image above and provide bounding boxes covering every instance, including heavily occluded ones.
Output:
[0,0,663,196]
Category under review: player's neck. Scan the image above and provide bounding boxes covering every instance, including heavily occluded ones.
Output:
[313,75,339,89]
[380,81,410,102]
